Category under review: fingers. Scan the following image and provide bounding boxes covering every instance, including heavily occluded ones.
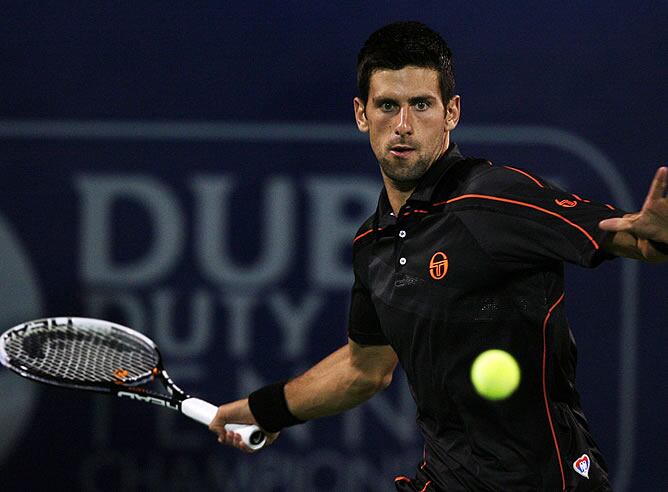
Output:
[216,429,255,453]
[210,420,274,453]
[643,166,668,209]
[598,219,625,231]
[207,399,264,452]
[598,217,629,231]
[209,418,255,453]
[599,212,641,232]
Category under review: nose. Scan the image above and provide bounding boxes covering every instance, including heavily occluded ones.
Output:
[394,106,413,136]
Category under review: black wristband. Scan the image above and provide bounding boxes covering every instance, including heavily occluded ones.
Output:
[248,381,305,433]
[649,240,668,255]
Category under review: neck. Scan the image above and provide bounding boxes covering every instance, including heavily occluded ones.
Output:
[382,150,448,215]
[382,176,416,215]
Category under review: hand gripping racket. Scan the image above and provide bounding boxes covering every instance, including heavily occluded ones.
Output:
[0,317,266,450]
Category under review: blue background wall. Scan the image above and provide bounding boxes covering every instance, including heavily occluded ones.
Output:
[1,2,666,491]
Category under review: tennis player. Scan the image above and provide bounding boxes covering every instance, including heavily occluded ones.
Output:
[210,22,668,491]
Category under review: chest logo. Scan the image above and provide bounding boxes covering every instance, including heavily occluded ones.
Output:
[429,251,449,280]
[573,454,591,479]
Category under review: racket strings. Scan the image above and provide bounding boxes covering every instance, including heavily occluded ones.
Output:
[4,323,158,384]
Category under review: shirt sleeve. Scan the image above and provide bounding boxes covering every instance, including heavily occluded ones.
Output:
[347,268,389,345]
[451,173,626,268]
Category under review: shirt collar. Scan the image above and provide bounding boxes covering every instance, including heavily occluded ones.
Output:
[376,142,464,223]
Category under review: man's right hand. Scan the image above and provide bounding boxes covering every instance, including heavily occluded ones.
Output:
[208,398,280,453]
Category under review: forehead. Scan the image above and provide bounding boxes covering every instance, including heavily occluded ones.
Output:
[368,66,442,100]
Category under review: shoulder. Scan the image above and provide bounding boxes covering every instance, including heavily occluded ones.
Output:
[460,162,553,196]
[352,213,377,254]
[431,159,559,205]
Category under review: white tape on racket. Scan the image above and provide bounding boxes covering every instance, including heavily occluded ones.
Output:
[181,398,266,450]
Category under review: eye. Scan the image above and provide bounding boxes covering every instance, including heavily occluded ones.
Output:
[414,101,430,111]
[380,102,396,112]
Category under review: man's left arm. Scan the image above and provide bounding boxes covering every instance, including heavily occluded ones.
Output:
[600,166,668,262]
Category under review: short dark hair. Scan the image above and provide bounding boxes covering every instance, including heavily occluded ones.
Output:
[356,21,456,104]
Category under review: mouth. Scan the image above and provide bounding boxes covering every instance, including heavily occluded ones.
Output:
[389,144,416,158]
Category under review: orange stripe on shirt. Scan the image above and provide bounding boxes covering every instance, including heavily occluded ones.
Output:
[571,193,590,203]
[438,194,600,250]
[542,293,567,491]
[504,166,545,188]
[353,228,381,243]
[402,209,429,217]
[393,476,431,491]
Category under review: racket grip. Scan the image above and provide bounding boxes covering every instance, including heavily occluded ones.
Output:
[224,423,267,450]
[181,397,267,450]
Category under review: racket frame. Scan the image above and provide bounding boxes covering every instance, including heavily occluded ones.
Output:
[1,317,159,390]
[0,317,266,449]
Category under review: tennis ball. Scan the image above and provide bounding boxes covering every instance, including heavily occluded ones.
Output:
[470,349,521,400]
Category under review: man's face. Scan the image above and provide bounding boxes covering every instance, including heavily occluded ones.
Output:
[354,66,459,189]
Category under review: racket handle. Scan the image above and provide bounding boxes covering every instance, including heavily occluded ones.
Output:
[224,423,267,450]
[181,397,267,450]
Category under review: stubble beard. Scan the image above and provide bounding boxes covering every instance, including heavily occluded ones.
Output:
[379,153,432,192]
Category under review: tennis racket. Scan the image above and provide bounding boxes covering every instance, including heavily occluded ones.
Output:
[0,317,266,450]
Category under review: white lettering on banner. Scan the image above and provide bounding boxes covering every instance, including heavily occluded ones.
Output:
[0,221,44,468]
[306,177,381,288]
[0,216,42,465]
[153,288,213,357]
[77,173,418,487]
[84,288,328,363]
[78,174,380,288]
[270,293,324,358]
[220,291,258,358]
[191,175,296,286]
[77,176,185,285]
[79,449,414,491]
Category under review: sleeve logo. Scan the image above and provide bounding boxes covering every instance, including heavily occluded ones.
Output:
[429,251,449,280]
[573,454,591,479]
[555,198,578,208]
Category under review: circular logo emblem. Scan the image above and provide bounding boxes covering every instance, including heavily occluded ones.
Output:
[429,251,449,280]
[555,198,578,208]
[0,215,42,465]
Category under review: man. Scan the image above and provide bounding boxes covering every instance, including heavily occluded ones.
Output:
[210,22,667,491]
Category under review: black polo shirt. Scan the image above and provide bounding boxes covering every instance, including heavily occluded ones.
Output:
[348,143,624,491]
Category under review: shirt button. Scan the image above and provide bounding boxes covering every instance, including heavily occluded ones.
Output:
[399,257,407,265]
[399,230,406,238]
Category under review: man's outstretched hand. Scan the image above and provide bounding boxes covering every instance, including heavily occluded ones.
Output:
[600,166,668,261]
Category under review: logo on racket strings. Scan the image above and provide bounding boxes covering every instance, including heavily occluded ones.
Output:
[113,368,130,381]
[429,251,449,280]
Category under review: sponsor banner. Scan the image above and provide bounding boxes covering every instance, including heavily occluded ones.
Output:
[0,129,633,491]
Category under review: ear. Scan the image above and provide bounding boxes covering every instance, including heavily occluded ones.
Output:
[445,95,461,131]
[353,97,369,133]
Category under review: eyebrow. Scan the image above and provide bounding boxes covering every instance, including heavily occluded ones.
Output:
[372,95,437,105]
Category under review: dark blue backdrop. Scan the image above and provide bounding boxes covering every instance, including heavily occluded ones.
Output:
[1,3,666,491]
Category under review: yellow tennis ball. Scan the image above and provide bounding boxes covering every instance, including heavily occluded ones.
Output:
[470,349,521,400]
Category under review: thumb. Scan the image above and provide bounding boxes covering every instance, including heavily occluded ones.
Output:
[598,217,628,231]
